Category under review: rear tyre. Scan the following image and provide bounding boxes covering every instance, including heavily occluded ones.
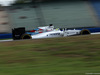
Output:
[21,34,32,39]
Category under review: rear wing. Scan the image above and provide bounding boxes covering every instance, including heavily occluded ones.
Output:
[12,27,25,40]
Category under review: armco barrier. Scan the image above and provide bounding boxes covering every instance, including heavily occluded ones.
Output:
[0,33,12,39]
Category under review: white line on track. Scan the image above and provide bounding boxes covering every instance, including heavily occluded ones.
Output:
[0,39,13,42]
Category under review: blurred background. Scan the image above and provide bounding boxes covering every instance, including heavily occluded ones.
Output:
[0,0,100,33]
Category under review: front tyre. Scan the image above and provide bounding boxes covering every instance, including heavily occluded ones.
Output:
[80,29,90,35]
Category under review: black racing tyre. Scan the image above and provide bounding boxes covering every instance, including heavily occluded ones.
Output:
[80,29,90,35]
[21,34,32,39]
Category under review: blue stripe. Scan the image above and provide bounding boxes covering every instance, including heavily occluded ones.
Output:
[76,27,100,33]
[0,33,12,39]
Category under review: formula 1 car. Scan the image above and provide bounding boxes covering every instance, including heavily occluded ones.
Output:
[12,25,100,40]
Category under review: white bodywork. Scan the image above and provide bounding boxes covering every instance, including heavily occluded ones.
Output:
[63,29,81,36]
[38,26,54,32]
[31,28,81,39]
[31,30,63,39]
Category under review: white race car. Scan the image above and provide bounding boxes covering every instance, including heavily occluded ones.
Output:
[12,25,100,40]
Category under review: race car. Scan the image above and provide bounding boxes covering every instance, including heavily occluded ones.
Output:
[12,26,100,40]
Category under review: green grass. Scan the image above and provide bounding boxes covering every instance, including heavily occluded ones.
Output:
[0,35,100,75]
